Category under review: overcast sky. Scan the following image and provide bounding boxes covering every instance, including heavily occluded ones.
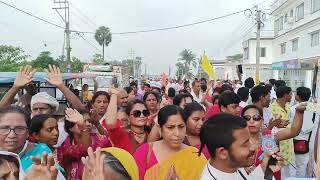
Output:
[0,0,273,74]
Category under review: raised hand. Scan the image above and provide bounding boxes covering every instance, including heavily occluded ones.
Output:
[13,65,36,89]
[44,64,63,88]
[82,147,105,180]
[25,152,58,180]
[65,108,85,125]
[108,88,120,96]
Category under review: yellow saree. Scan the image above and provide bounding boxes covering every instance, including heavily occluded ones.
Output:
[144,146,207,180]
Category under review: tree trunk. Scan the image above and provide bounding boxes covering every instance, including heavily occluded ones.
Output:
[102,43,105,61]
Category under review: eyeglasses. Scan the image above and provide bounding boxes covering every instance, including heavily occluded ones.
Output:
[243,115,262,122]
[0,126,28,135]
[131,110,150,118]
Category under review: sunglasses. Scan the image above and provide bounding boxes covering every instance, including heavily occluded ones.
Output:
[243,114,262,121]
[131,110,150,118]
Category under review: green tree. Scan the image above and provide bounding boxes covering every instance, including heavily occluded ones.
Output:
[31,51,59,70]
[92,53,105,65]
[71,57,85,72]
[94,26,112,61]
[178,49,197,76]
[226,53,243,63]
[0,45,29,71]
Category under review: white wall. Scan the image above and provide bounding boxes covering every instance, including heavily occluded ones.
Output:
[245,39,274,64]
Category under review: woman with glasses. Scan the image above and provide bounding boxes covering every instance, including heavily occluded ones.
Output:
[0,106,59,175]
[134,105,207,180]
[241,104,306,179]
[103,88,150,154]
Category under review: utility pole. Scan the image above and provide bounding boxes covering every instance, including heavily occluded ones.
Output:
[53,0,71,72]
[255,7,262,85]
[144,63,147,76]
[128,49,135,79]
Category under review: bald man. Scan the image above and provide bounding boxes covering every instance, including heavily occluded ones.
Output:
[117,89,129,109]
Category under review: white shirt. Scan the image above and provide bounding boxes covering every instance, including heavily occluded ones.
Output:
[263,108,273,128]
[289,103,318,141]
[200,162,266,180]
[239,101,248,108]
[56,120,68,147]
[191,91,203,103]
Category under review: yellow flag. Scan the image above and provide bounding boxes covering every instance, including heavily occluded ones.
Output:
[201,51,217,80]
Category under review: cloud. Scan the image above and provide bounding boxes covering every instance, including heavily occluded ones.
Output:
[1,0,272,74]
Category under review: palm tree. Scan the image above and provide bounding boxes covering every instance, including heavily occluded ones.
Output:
[178,49,197,76]
[94,26,112,61]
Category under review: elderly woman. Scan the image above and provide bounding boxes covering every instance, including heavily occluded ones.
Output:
[0,106,65,179]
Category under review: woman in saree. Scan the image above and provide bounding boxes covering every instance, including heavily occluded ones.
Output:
[241,104,306,179]
[183,102,210,159]
[134,105,207,180]
[103,88,150,154]
[58,108,111,180]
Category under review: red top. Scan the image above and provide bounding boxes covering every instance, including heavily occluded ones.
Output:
[103,120,147,154]
[205,104,220,119]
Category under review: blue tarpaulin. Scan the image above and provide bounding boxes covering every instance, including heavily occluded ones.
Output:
[0,72,96,84]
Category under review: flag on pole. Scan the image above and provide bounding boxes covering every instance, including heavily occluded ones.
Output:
[201,51,217,80]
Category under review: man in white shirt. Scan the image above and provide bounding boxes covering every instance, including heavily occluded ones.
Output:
[250,85,287,130]
[237,87,249,108]
[289,87,318,178]
[199,113,282,180]
[191,79,203,103]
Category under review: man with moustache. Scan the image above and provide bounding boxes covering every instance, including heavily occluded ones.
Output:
[200,113,283,180]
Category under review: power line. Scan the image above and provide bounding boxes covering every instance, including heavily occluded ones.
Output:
[1,0,253,35]
[75,32,100,52]
[0,0,64,29]
[74,9,248,35]
[69,2,97,28]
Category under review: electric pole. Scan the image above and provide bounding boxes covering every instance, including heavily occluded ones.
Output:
[53,0,71,72]
[255,7,262,85]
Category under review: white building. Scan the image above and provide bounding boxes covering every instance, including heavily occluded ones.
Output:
[271,0,320,93]
[243,37,275,65]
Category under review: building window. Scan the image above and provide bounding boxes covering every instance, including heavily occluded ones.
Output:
[275,19,279,35]
[244,47,249,59]
[311,31,320,47]
[312,0,320,12]
[284,13,288,23]
[281,43,286,54]
[292,38,299,51]
[260,47,266,57]
[279,16,284,30]
[296,3,304,21]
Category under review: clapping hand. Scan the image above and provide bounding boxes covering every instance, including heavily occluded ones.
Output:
[25,152,57,180]
[65,108,85,125]
[44,65,63,88]
[13,65,36,89]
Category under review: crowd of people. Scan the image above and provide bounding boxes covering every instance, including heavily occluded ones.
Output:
[0,65,319,180]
